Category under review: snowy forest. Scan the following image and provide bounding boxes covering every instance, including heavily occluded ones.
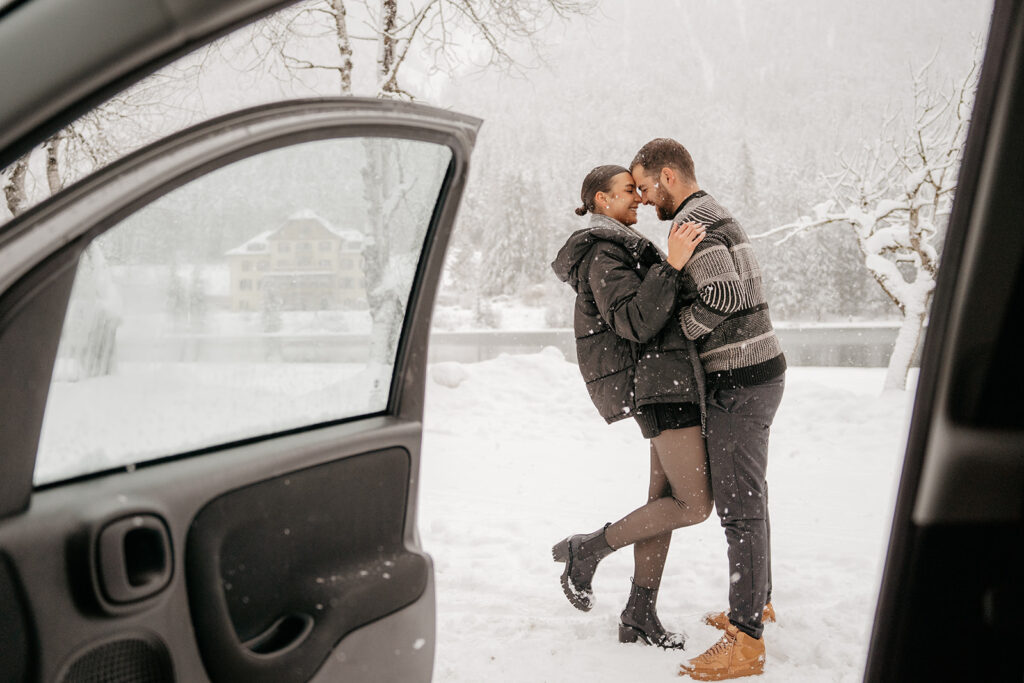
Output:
[1,0,992,389]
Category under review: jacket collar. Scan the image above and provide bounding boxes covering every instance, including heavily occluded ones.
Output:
[587,213,646,251]
[673,190,708,220]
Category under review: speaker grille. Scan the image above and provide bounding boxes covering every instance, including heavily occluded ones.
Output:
[60,636,173,683]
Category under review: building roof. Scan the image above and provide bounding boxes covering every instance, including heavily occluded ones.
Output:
[226,210,364,257]
[226,229,275,256]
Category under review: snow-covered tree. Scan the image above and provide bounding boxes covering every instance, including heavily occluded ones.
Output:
[753,53,979,390]
[188,265,209,332]
[54,244,122,380]
[262,292,283,333]
[480,169,550,297]
[1,105,147,379]
[166,260,189,326]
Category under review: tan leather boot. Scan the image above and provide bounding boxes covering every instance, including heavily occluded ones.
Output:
[679,624,765,680]
[702,602,775,631]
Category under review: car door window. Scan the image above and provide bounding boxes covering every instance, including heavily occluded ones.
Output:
[34,136,451,485]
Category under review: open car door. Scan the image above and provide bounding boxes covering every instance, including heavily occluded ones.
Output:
[0,96,478,682]
[865,1,1024,680]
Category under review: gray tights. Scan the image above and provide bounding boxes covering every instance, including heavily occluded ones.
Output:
[604,426,713,589]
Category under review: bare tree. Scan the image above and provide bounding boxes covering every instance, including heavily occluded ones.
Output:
[2,63,199,222]
[243,0,593,389]
[249,0,594,98]
[753,53,979,390]
[1,157,29,219]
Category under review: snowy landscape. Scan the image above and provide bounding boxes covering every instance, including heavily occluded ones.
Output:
[2,0,994,680]
[421,351,914,682]
[39,338,916,681]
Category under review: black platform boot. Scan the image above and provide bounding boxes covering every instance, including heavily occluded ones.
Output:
[618,580,686,649]
[551,523,613,611]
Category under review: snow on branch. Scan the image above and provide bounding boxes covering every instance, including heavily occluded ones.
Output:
[752,47,979,390]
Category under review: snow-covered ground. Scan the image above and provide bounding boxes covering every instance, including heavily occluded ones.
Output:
[37,329,914,680]
[421,349,914,682]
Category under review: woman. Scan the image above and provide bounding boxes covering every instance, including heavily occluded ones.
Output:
[550,164,711,650]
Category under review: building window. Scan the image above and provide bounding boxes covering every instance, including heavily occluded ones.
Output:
[299,242,312,252]
[257,260,269,271]
[240,279,252,291]
[340,258,354,269]
[278,243,291,252]
[241,261,252,271]
[319,241,331,251]
[340,277,353,289]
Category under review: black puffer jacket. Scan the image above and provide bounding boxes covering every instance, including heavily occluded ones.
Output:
[551,214,704,424]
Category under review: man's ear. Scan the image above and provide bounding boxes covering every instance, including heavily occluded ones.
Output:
[660,166,676,187]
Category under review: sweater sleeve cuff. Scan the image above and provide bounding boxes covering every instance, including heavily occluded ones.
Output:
[680,306,714,340]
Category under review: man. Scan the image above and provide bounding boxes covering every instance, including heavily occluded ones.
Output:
[630,138,786,680]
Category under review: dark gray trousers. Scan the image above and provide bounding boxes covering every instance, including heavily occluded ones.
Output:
[705,374,785,639]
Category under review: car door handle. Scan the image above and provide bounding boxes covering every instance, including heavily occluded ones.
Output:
[243,613,314,656]
[97,514,172,604]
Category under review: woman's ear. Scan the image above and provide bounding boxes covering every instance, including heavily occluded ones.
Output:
[593,190,607,209]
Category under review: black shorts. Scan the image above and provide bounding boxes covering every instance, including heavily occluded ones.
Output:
[634,402,702,439]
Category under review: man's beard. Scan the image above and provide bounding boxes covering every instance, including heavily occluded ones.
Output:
[655,201,676,221]
[651,187,676,221]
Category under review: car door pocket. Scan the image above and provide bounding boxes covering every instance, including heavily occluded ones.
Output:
[96,514,172,604]
[187,448,429,683]
[243,613,314,656]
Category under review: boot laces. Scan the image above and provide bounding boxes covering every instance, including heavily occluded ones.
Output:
[696,632,735,662]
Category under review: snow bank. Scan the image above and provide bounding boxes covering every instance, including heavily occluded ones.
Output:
[431,362,470,389]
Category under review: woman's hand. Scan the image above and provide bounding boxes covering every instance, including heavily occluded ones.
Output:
[666,221,706,270]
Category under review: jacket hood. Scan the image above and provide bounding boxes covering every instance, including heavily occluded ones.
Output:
[551,213,656,289]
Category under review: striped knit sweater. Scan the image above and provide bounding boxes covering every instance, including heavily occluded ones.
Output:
[675,191,786,388]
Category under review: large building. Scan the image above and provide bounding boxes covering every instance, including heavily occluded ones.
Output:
[226,211,366,311]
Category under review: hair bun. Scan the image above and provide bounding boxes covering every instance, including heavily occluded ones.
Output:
[574,205,588,216]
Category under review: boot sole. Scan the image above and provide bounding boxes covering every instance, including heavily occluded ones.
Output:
[680,660,764,680]
[620,623,686,650]
[552,537,591,612]
[679,666,764,680]
[619,623,643,644]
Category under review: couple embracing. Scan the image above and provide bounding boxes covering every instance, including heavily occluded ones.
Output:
[551,138,786,680]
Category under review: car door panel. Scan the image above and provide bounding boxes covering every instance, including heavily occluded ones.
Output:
[4,417,437,682]
[0,554,32,682]
[0,256,77,518]
[0,99,479,682]
[186,447,426,683]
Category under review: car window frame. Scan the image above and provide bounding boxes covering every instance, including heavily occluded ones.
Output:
[0,97,479,508]
[0,0,299,170]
